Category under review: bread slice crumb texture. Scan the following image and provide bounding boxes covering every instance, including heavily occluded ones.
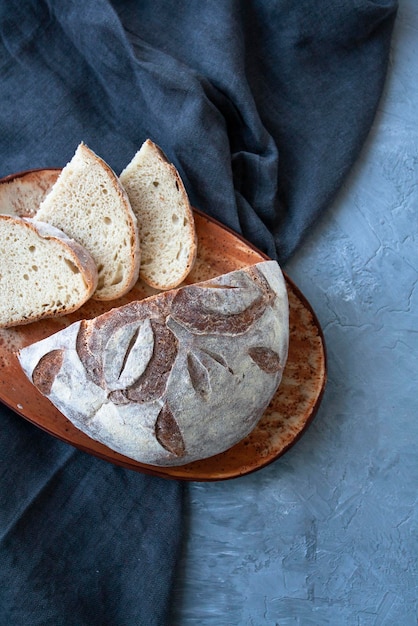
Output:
[35,143,140,301]
[0,215,98,328]
[0,169,59,218]
[120,139,197,290]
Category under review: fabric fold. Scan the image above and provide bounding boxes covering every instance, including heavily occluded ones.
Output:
[0,407,183,626]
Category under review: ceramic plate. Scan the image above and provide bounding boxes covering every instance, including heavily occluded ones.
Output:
[0,169,326,481]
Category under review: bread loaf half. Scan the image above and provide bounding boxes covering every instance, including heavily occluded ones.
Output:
[18,260,288,466]
[0,215,98,328]
[35,143,140,301]
[120,139,197,290]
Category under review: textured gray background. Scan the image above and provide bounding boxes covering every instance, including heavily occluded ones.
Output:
[171,1,418,624]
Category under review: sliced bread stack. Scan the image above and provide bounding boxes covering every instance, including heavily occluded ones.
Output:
[0,139,197,327]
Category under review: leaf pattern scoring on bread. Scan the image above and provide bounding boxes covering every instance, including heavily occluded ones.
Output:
[170,266,276,335]
[155,403,185,457]
[248,347,283,373]
[32,349,64,395]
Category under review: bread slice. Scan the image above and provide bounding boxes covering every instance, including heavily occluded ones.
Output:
[120,139,197,290]
[0,169,59,218]
[18,260,289,466]
[35,143,140,301]
[0,215,98,328]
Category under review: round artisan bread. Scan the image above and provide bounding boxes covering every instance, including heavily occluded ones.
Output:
[0,215,98,328]
[18,260,289,466]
